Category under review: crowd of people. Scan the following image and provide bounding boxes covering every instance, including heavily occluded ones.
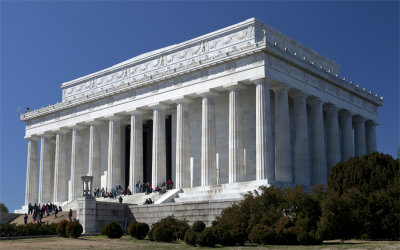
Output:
[24,202,67,224]
[92,179,174,201]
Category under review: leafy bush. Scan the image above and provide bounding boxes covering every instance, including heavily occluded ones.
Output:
[148,216,188,242]
[191,221,205,233]
[184,228,198,246]
[321,152,400,240]
[0,223,57,237]
[149,224,174,242]
[127,222,149,240]
[197,227,216,247]
[56,220,69,237]
[0,203,9,213]
[102,222,123,238]
[65,221,83,238]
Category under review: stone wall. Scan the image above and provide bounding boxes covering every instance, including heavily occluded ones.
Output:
[129,199,240,226]
[94,202,133,231]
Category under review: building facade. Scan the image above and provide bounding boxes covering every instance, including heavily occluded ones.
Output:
[21,18,382,207]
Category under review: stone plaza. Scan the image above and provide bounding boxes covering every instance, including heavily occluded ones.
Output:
[18,18,381,220]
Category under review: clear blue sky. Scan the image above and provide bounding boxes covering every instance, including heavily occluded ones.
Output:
[1,1,398,211]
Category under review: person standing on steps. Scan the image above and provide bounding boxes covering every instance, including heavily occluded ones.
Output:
[68,209,72,221]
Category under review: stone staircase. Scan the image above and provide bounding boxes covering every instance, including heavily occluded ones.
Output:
[174,179,272,203]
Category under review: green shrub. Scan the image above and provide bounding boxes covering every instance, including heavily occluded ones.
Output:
[56,220,69,237]
[102,222,123,238]
[212,224,232,246]
[197,227,216,247]
[65,221,83,238]
[325,152,400,240]
[150,224,174,242]
[0,222,57,237]
[184,228,198,246]
[127,222,149,239]
[191,221,206,233]
[148,216,189,241]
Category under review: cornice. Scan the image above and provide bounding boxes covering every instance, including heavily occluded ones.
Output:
[21,18,383,122]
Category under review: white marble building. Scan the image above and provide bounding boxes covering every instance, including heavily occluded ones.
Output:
[21,18,382,207]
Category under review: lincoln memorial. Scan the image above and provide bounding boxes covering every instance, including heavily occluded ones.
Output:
[19,18,382,211]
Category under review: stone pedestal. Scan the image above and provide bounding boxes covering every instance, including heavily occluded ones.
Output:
[77,196,97,234]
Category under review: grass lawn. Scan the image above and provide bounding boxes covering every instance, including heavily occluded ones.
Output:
[0,235,399,249]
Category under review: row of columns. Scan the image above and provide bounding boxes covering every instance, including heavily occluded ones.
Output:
[24,78,378,206]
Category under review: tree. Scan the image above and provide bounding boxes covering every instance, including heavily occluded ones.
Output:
[320,152,400,240]
[0,203,9,213]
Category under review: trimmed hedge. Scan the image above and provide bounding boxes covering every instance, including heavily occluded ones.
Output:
[184,228,198,246]
[0,222,57,237]
[148,216,189,242]
[197,227,216,247]
[56,220,69,237]
[102,222,123,238]
[127,222,149,239]
[65,221,83,238]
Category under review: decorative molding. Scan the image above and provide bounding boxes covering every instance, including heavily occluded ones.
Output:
[21,18,382,122]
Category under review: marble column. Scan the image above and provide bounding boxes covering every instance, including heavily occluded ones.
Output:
[340,110,354,161]
[70,126,84,201]
[175,99,191,189]
[53,130,68,203]
[227,86,245,183]
[292,91,310,186]
[200,92,217,186]
[325,104,341,172]
[88,121,102,191]
[254,79,274,181]
[309,97,327,186]
[25,137,38,206]
[38,134,54,203]
[152,105,167,188]
[354,116,366,157]
[366,120,378,154]
[129,111,143,192]
[107,117,122,191]
[272,84,293,183]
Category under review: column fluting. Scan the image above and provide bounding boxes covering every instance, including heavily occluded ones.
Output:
[107,118,122,191]
[25,137,38,206]
[293,91,310,186]
[175,101,191,188]
[70,127,83,200]
[354,116,367,157]
[152,106,166,189]
[366,120,378,154]
[254,79,274,181]
[53,131,68,203]
[309,97,327,186]
[38,134,54,203]
[130,112,143,192]
[272,84,293,183]
[200,93,217,186]
[228,87,245,183]
[88,122,101,191]
[325,104,341,172]
[340,110,354,161]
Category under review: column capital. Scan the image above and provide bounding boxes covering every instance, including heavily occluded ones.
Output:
[252,78,271,86]
[51,128,70,134]
[68,124,86,130]
[223,82,247,91]
[197,89,219,98]
[324,103,339,112]
[366,120,379,127]
[308,96,324,105]
[353,115,366,124]
[85,119,104,126]
[270,81,289,91]
[290,89,308,99]
[148,102,169,110]
[126,107,147,116]
[24,135,39,141]
[39,132,54,138]
[104,114,124,121]
[339,109,353,118]
[172,96,193,104]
